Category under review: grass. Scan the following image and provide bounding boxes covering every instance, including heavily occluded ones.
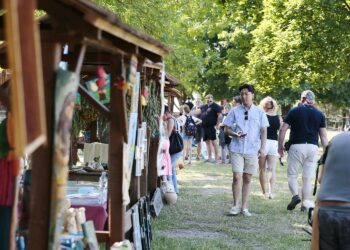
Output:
[151,130,340,249]
[151,160,313,250]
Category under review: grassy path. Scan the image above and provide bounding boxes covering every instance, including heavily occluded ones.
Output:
[151,159,311,250]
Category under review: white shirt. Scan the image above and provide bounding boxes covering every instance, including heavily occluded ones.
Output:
[223,104,269,154]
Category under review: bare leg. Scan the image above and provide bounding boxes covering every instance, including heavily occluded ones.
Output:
[242,173,253,210]
[188,140,193,163]
[184,139,189,159]
[212,139,219,161]
[233,172,242,207]
[205,140,212,161]
[266,155,278,197]
[258,155,267,195]
[197,140,202,158]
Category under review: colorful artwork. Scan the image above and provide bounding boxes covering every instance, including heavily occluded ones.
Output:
[84,74,110,104]
[49,69,79,250]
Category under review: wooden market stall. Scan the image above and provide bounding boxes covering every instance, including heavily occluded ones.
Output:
[164,73,183,113]
[0,0,170,249]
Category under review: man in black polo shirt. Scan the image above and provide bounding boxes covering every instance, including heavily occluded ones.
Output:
[278,90,328,211]
[200,94,222,163]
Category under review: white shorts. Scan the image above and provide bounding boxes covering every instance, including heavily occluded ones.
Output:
[287,144,319,178]
[266,139,279,156]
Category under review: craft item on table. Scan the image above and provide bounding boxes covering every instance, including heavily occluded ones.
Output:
[82,221,98,250]
[83,143,108,164]
[65,208,78,234]
[75,207,86,233]
[83,161,104,172]
[110,240,132,249]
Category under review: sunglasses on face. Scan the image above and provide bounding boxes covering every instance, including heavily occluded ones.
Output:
[244,111,248,120]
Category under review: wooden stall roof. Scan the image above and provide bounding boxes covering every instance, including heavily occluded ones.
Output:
[164,86,182,98]
[165,73,181,86]
[37,0,171,62]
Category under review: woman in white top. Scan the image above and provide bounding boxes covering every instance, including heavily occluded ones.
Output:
[177,105,201,164]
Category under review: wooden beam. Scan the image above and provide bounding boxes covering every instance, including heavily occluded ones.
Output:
[38,0,98,38]
[28,42,62,250]
[84,13,168,57]
[67,44,87,75]
[108,55,126,243]
[78,84,110,120]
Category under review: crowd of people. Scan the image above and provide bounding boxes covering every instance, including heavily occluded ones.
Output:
[160,83,350,249]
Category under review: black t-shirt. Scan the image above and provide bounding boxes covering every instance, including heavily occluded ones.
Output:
[284,105,326,146]
[185,101,194,110]
[200,103,222,127]
[267,115,280,141]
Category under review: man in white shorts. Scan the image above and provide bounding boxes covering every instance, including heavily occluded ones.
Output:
[224,84,269,216]
[278,90,328,211]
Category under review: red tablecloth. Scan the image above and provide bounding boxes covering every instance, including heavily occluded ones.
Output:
[71,202,107,230]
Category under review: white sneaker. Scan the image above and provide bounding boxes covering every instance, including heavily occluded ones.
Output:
[229,206,240,215]
[241,209,252,217]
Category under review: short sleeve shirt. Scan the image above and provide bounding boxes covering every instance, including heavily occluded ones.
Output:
[223,104,269,154]
[284,104,326,146]
[200,103,222,127]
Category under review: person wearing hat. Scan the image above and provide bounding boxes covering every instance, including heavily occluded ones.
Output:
[224,83,269,216]
[278,90,328,211]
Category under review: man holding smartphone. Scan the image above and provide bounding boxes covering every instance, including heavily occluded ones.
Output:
[224,84,269,216]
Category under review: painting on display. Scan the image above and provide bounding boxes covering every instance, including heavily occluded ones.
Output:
[127,112,138,172]
[122,142,131,205]
[49,69,79,250]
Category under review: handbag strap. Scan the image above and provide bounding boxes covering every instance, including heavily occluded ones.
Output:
[169,117,179,132]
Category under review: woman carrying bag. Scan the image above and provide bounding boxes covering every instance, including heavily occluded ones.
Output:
[163,106,183,194]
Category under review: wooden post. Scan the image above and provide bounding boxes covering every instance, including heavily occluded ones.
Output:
[28,42,62,250]
[108,55,125,243]
[148,137,159,196]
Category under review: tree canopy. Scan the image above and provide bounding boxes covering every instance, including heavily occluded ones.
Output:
[93,0,350,109]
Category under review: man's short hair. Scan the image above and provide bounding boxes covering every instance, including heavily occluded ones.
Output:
[239,83,255,94]
[205,94,213,99]
[301,90,315,104]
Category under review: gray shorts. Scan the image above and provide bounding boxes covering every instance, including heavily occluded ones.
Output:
[231,152,259,175]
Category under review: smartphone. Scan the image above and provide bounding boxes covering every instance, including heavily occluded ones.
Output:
[240,133,247,137]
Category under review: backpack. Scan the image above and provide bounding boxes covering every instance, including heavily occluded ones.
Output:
[184,115,196,136]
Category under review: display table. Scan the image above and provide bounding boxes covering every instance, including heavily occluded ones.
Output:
[71,202,108,231]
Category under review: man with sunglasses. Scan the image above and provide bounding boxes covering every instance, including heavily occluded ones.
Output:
[224,83,269,216]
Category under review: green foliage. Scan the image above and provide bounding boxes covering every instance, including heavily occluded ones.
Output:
[93,0,350,108]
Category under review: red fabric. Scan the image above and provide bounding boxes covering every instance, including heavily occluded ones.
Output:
[71,203,108,230]
[0,157,15,206]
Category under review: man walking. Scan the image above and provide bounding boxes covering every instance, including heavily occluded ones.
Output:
[200,94,222,163]
[224,84,269,216]
[278,90,328,211]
